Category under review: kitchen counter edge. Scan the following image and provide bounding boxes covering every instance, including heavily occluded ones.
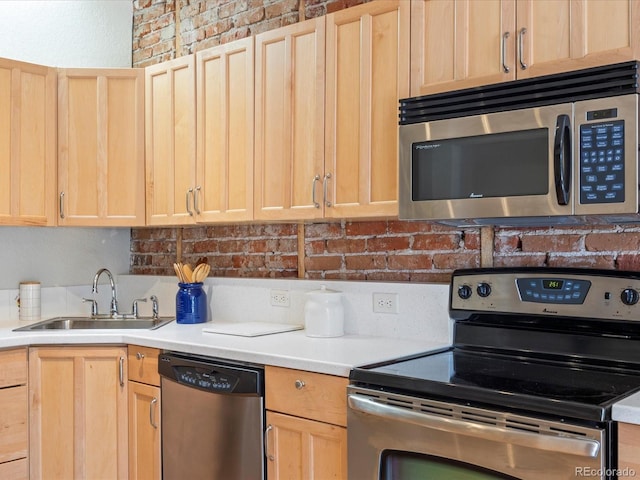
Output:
[0,320,448,377]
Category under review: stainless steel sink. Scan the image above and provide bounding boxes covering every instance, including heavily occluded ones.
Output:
[13,316,175,331]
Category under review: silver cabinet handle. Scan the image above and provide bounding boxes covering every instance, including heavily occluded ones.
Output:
[502,31,510,73]
[150,397,158,429]
[348,394,600,458]
[186,188,194,216]
[59,192,65,219]
[119,356,125,387]
[323,173,332,207]
[518,27,527,70]
[295,379,305,390]
[194,186,201,215]
[311,175,321,208]
[264,424,274,461]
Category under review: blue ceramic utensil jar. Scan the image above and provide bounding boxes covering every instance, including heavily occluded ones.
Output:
[176,282,207,324]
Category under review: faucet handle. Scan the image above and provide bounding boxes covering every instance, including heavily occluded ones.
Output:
[150,295,159,319]
[131,298,147,318]
[82,298,98,317]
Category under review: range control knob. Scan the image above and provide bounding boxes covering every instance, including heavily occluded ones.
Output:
[476,282,492,298]
[621,288,640,306]
[458,284,473,300]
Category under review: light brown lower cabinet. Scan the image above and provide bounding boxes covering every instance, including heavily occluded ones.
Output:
[29,346,128,480]
[128,344,162,480]
[128,381,161,480]
[618,422,640,472]
[265,366,348,479]
[265,411,347,479]
[0,348,28,479]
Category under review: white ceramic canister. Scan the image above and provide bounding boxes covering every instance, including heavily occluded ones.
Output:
[19,281,41,321]
[304,285,344,337]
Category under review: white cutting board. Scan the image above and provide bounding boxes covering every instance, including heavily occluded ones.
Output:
[202,321,303,337]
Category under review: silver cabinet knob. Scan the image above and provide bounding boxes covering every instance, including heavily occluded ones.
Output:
[295,379,305,390]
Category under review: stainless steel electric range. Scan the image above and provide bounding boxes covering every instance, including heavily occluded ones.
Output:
[348,268,640,480]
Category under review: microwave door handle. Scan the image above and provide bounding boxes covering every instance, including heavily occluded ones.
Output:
[553,114,572,205]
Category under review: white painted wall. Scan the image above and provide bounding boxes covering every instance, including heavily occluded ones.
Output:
[0,0,133,67]
[0,0,134,289]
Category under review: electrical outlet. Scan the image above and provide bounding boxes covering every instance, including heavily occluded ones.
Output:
[270,289,290,307]
[373,293,399,314]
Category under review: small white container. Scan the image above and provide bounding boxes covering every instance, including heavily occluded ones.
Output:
[304,286,344,338]
[19,281,41,321]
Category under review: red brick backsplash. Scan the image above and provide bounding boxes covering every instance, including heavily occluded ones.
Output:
[131,221,482,283]
[131,223,640,282]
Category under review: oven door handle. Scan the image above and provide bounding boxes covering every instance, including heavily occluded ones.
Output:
[348,395,600,458]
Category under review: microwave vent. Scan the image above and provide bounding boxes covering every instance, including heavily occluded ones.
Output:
[400,61,640,125]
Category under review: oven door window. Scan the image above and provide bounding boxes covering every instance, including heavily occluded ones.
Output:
[382,451,520,480]
[411,129,549,201]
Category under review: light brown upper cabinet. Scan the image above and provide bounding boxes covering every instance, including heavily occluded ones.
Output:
[0,58,56,226]
[411,0,640,96]
[255,1,409,222]
[58,69,145,226]
[324,0,409,219]
[145,56,197,226]
[196,38,254,223]
[254,17,326,221]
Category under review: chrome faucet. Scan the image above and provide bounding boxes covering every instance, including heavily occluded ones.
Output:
[92,268,119,317]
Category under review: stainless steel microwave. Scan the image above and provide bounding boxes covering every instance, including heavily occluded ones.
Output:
[398,62,640,225]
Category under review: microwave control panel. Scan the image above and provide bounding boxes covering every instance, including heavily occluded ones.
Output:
[579,119,625,204]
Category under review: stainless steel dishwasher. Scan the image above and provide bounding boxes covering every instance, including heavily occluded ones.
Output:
[158,352,265,480]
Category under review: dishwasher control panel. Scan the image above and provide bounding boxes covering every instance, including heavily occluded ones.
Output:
[175,366,239,392]
[158,352,264,396]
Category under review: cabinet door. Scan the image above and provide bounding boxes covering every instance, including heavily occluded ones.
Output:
[0,58,56,226]
[619,422,640,472]
[128,381,161,480]
[517,0,640,79]
[145,56,197,225]
[196,38,254,222]
[255,18,325,221]
[325,0,409,218]
[410,0,515,96]
[0,348,28,468]
[29,346,128,480]
[266,411,347,480]
[58,68,145,226]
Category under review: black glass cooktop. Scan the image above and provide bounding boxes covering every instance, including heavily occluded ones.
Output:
[350,348,640,422]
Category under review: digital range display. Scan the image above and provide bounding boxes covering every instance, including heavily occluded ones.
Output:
[542,279,564,290]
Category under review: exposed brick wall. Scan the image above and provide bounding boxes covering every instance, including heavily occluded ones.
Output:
[130,221,640,282]
[130,221,481,282]
[130,1,640,283]
[494,225,640,270]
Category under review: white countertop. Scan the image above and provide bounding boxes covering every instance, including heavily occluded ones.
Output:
[613,391,640,425]
[0,319,449,377]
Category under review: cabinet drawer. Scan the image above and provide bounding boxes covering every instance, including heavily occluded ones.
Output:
[265,366,348,427]
[0,458,28,480]
[0,385,27,463]
[128,345,161,386]
[0,348,27,388]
